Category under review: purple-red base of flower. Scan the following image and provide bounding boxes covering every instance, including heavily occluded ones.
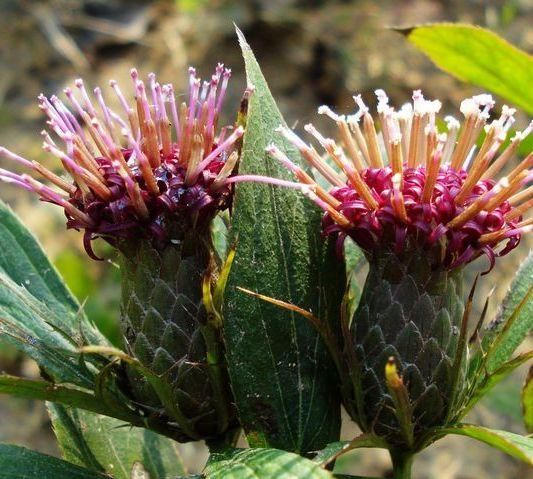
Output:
[323,164,520,271]
[62,149,231,260]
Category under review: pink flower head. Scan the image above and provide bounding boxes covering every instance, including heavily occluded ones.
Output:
[237,91,532,271]
[0,65,243,259]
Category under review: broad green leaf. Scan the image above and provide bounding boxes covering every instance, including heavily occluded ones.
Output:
[205,448,333,479]
[397,24,533,114]
[49,405,186,479]
[485,252,533,373]
[438,424,533,465]
[523,366,533,433]
[0,444,107,478]
[223,28,345,453]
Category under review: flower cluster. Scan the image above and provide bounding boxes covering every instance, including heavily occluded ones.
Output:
[0,65,243,258]
[245,91,531,270]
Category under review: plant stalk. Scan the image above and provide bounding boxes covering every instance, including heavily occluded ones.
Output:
[390,449,414,479]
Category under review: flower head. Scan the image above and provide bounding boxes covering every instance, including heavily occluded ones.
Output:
[249,91,531,270]
[0,65,243,258]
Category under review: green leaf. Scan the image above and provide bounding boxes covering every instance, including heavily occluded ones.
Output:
[0,273,98,386]
[205,448,334,479]
[397,23,533,114]
[0,444,108,478]
[0,374,146,427]
[223,28,345,453]
[0,200,104,344]
[0,199,108,385]
[485,252,533,373]
[49,405,187,479]
[522,366,533,433]
[462,351,533,417]
[312,434,387,467]
[0,374,100,410]
[312,442,349,465]
[437,424,533,465]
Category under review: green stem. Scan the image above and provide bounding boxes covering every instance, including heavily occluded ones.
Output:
[390,450,414,479]
[200,321,231,434]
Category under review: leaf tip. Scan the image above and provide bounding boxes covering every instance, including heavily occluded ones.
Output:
[389,25,414,36]
[235,24,249,50]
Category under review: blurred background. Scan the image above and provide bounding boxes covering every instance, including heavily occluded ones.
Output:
[0,0,531,477]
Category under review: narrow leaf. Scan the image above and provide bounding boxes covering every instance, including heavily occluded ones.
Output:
[205,448,333,479]
[223,27,345,453]
[49,405,187,479]
[0,444,108,478]
[0,274,97,387]
[0,199,104,344]
[438,424,533,465]
[0,199,109,386]
[463,351,533,416]
[522,366,533,433]
[312,441,349,465]
[485,252,533,373]
[397,23,533,113]
[0,374,139,424]
[313,434,387,467]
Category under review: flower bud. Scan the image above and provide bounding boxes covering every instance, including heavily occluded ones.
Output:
[245,90,532,447]
[0,65,242,441]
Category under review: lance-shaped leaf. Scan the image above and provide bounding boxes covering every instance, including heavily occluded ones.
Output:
[223,28,345,453]
[461,351,533,417]
[0,199,108,386]
[484,252,533,373]
[49,405,187,479]
[523,366,533,433]
[396,23,533,114]
[463,254,532,418]
[435,424,533,465]
[312,434,387,467]
[0,444,108,478]
[205,448,333,479]
[0,200,104,344]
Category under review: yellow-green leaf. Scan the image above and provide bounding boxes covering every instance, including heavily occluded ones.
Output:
[398,24,533,114]
[438,424,533,465]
